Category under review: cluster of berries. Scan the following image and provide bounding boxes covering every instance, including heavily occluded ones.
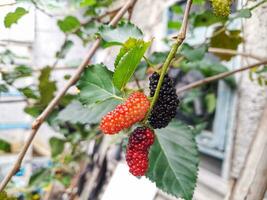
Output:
[99,72,179,176]
[148,72,180,129]
[126,127,154,176]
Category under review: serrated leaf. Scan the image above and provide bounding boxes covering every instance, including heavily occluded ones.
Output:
[193,11,226,27]
[98,22,143,46]
[78,64,122,105]
[146,120,199,200]
[4,7,28,28]
[58,16,80,33]
[113,39,150,90]
[57,99,120,124]
[0,138,11,152]
[210,27,243,61]
[181,44,206,61]
[38,67,57,106]
[49,137,65,157]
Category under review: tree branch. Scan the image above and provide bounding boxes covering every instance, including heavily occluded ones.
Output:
[144,0,192,121]
[0,0,138,192]
[208,47,264,61]
[176,60,267,94]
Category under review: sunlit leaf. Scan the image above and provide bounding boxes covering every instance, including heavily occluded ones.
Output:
[58,16,80,33]
[4,7,28,28]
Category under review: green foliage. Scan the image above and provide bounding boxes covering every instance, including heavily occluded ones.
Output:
[168,21,182,30]
[180,44,206,61]
[210,28,243,61]
[231,9,252,19]
[58,100,120,124]
[205,93,217,113]
[146,120,199,200]
[38,67,57,106]
[58,16,80,33]
[180,60,236,87]
[19,87,39,99]
[113,38,150,90]
[193,11,227,27]
[80,0,97,7]
[56,40,74,59]
[78,64,122,105]
[0,139,11,152]
[49,137,65,157]
[2,65,32,84]
[29,168,51,186]
[0,84,8,93]
[4,7,28,28]
[98,22,143,46]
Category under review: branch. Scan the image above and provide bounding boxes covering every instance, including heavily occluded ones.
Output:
[208,47,264,61]
[0,0,138,192]
[176,60,267,93]
[144,0,192,121]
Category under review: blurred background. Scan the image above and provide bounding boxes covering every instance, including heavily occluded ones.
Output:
[0,0,267,199]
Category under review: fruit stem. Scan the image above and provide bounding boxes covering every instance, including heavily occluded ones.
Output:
[143,0,192,122]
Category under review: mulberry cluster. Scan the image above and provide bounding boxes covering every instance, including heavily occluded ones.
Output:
[211,0,232,17]
[100,92,150,134]
[126,127,155,176]
[148,72,179,129]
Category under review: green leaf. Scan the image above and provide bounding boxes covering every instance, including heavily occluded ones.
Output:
[98,22,143,46]
[168,21,182,30]
[146,120,199,200]
[0,139,11,152]
[181,44,206,61]
[171,5,183,14]
[49,137,65,157]
[0,84,8,93]
[210,27,243,61]
[29,168,51,186]
[58,16,80,33]
[80,0,97,7]
[4,7,28,28]
[38,67,57,106]
[19,87,38,99]
[205,93,216,113]
[78,64,122,105]
[56,40,74,59]
[193,11,226,27]
[113,39,150,90]
[57,99,120,124]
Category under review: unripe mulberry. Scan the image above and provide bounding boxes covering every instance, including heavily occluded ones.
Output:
[100,92,150,134]
[126,127,155,176]
[211,0,232,17]
[128,127,155,150]
[148,72,179,129]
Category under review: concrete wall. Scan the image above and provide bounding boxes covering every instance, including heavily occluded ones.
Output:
[231,0,267,178]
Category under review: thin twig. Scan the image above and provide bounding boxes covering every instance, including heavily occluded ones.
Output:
[0,0,137,192]
[144,0,193,121]
[208,47,264,61]
[176,60,267,93]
